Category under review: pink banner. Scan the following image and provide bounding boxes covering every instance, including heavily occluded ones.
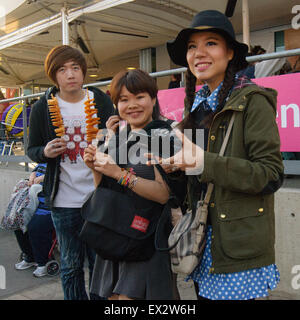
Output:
[158,73,300,152]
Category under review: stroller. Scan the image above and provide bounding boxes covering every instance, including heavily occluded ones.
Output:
[2,169,60,277]
[46,231,60,276]
[19,230,60,276]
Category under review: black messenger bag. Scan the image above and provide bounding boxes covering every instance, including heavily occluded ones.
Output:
[79,185,163,262]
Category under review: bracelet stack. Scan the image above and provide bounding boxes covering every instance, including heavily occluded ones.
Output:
[117,168,138,189]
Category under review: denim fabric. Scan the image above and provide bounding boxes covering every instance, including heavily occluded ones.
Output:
[51,207,96,300]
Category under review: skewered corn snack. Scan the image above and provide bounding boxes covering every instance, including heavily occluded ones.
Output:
[84,90,100,142]
[48,94,65,137]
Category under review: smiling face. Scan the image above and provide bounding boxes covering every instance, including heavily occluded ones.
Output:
[117,86,155,130]
[186,31,234,92]
[55,60,84,96]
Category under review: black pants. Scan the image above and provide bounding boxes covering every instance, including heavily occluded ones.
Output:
[14,214,54,266]
[14,230,34,262]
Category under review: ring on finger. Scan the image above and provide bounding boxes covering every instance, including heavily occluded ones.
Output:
[171,166,178,172]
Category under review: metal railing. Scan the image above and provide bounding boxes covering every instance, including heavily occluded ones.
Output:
[0,48,300,173]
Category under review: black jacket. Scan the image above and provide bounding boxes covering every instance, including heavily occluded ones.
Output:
[27,86,114,206]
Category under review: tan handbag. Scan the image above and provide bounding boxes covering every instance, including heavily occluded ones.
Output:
[168,113,236,275]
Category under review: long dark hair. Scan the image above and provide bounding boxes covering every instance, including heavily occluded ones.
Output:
[177,38,248,132]
[110,69,161,120]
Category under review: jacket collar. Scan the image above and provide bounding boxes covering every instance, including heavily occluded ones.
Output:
[45,86,59,100]
[191,74,255,114]
[222,76,277,114]
[221,75,256,113]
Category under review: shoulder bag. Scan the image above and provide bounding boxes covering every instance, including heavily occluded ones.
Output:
[155,112,236,275]
[79,165,168,262]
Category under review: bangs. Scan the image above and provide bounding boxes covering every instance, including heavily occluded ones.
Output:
[110,69,158,105]
[44,45,87,85]
[124,71,157,97]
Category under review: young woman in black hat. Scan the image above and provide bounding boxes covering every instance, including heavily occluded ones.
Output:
[150,10,284,300]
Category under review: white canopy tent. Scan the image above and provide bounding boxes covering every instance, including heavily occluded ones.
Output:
[0,0,298,87]
[0,0,26,19]
[0,0,299,176]
[0,0,134,50]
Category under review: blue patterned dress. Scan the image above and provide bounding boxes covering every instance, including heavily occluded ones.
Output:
[186,82,280,300]
[186,226,280,300]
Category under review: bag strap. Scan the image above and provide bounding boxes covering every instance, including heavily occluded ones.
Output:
[203,111,236,204]
[155,112,236,252]
[154,163,181,207]
[219,112,236,157]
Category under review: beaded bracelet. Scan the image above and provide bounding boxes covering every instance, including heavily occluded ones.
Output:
[117,171,129,187]
[128,176,138,190]
[117,168,136,188]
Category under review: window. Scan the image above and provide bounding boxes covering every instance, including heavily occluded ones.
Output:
[274,31,285,52]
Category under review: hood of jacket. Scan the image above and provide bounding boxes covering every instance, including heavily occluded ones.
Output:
[224,76,278,115]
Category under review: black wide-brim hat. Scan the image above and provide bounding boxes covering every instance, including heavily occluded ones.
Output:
[167,10,249,67]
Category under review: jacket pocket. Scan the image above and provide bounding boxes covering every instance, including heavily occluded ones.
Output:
[217,196,270,260]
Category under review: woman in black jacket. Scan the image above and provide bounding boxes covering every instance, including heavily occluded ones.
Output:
[84,69,185,300]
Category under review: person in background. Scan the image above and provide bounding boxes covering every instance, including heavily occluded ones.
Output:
[240,45,286,79]
[14,163,55,277]
[168,74,181,89]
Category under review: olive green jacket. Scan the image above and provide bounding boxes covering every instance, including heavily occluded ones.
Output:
[184,82,284,274]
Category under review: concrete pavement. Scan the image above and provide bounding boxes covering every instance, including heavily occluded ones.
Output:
[0,160,198,300]
[0,160,298,300]
[0,227,286,301]
[0,228,197,300]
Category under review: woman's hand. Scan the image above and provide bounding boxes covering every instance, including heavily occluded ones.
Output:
[104,115,122,145]
[43,138,67,158]
[106,115,121,133]
[145,129,204,175]
[157,163,181,174]
[94,151,122,180]
[83,144,97,170]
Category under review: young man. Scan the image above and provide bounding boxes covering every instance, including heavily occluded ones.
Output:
[27,45,114,300]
